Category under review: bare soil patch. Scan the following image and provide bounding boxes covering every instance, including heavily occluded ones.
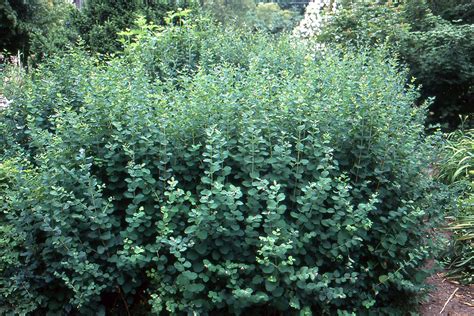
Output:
[420,270,473,315]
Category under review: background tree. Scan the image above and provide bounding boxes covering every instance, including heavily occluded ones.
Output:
[427,0,474,24]
[0,0,77,60]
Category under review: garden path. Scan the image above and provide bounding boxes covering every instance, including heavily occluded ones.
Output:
[420,268,473,315]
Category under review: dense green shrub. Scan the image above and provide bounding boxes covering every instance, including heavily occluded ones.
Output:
[0,158,41,314]
[0,20,448,314]
[316,0,474,128]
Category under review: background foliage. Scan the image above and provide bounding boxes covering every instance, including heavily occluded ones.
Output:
[0,1,301,59]
[427,0,474,24]
[201,0,301,33]
[316,0,473,128]
[0,0,77,60]
[70,0,187,54]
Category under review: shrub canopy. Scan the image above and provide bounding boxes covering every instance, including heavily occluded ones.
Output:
[0,19,447,314]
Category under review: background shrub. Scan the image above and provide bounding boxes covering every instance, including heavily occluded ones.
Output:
[200,0,256,24]
[71,0,185,54]
[0,20,447,314]
[201,0,301,33]
[245,2,300,33]
[315,0,474,128]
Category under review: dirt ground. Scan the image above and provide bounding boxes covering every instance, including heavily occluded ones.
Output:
[420,270,474,315]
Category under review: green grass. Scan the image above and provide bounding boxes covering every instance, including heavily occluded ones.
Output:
[439,118,473,284]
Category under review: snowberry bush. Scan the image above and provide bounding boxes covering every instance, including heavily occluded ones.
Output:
[0,18,447,314]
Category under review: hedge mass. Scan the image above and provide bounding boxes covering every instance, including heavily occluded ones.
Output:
[0,21,447,315]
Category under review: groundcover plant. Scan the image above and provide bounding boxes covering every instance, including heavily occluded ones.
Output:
[0,18,448,315]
